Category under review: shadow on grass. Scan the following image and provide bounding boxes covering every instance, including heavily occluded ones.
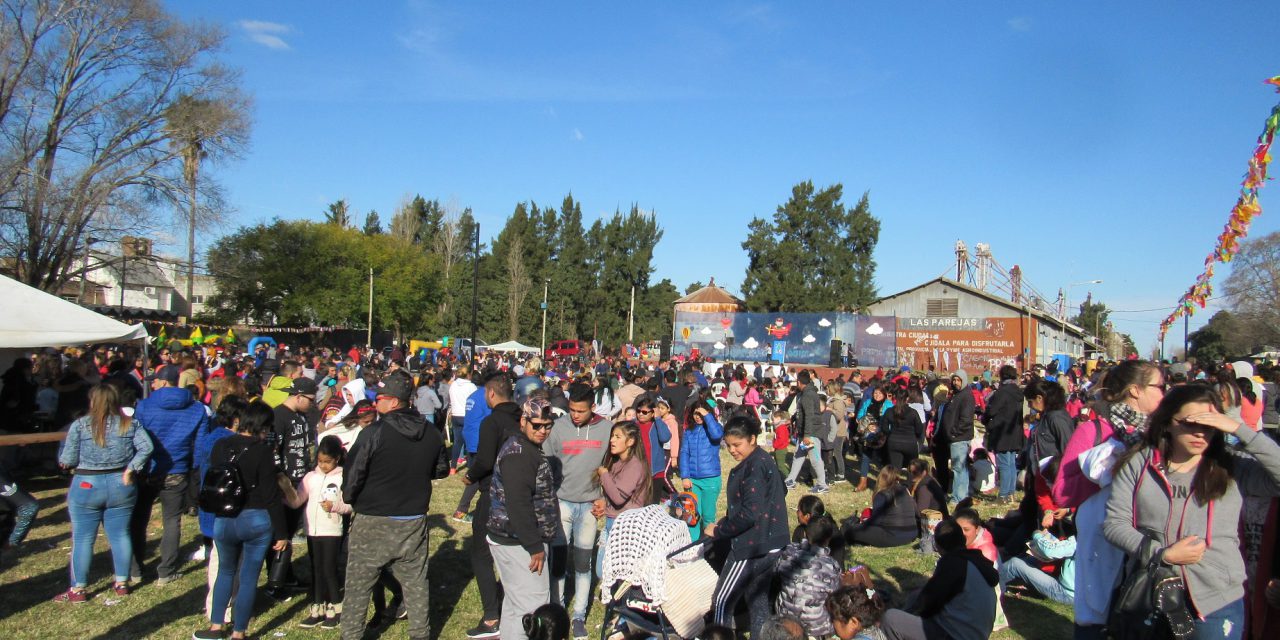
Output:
[0,543,121,617]
[90,579,208,639]
[1001,593,1073,640]
[429,537,469,637]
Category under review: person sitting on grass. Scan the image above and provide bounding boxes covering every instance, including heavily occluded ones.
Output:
[844,466,918,548]
[999,516,1077,605]
[879,519,998,640]
[826,584,888,640]
[775,514,844,638]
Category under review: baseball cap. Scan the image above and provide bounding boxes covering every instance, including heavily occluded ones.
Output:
[146,366,181,384]
[284,377,318,397]
[521,396,553,422]
[375,371,413,401]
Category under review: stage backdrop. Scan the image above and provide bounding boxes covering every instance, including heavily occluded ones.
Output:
[671,311,897,367]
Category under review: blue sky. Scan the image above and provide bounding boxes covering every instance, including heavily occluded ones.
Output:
[165,1,1280,355]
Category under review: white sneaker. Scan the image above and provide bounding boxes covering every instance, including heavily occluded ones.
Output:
[190,546,206,563]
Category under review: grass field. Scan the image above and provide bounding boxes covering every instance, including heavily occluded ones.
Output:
[0,450,1075,640]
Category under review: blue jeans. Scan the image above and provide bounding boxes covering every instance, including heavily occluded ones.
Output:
[450,416,465,468]
[556,500,598,621]
[999,555,1071,604]
[595,516,614,580]
[212,509,273,633]
[949,442,971,503]
[67,472,136,586]
[1191,598,1243,640]
[996,451,1018,498]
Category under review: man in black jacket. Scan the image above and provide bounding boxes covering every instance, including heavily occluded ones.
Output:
[981,365,1025,502]
[487,397,559,640]
[881,520,998,640]
[942,371,976,504]
[784,370,828,494]
[340,370,443,640]
[459,375,521,639]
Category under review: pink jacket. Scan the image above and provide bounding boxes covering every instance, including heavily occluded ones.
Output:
[1053,417,1115,508]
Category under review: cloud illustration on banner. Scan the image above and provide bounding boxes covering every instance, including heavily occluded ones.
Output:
[743,337,759,349]
[802,334,816,343]
[865,323,884,336]
[818,318,832,327]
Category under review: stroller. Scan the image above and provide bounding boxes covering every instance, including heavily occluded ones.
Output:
[598,505,718,639]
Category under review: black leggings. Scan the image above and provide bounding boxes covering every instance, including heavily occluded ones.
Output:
[712,550,778,635]
[886,444,918,471]
[846,525,917,548]
[308,536,343,605]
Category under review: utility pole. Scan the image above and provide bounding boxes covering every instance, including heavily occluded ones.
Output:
[470,224,480,362]
[628,285,636,344]
[540,278,550,355]
[1183,314,1189,359]
[366,266,373,348]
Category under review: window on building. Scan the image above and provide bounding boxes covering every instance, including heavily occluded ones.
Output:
[925,298,959,318]
[192,295,205,304]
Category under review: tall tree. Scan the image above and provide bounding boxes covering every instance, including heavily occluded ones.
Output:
[551,195,592,340]
[1187,311,1251,365]
[1223,230,1280,348]
[741,182,880,312]
[684,281,705,295]
[324,199,351,227]
[0,0,249,292]
[163,92,249,316]
[504,236,533,341]
[362,210,382,235]
[1070,293,1113,354]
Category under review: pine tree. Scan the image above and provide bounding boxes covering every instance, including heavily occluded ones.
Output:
[741,181,879,312]
[363,210,382,235]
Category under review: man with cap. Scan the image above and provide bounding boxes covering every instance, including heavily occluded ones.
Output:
[264,376,318,597]
[129,364,208,584]
[341,370,443,640]
[941,370,976,504]
[487,397,559,640]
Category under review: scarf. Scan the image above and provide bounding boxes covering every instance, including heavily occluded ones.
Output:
[1109,402,1149,448]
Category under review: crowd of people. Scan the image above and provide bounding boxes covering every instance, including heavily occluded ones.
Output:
[4,340,1280,640]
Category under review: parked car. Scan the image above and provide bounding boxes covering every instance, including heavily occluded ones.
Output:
[546,339,583,359]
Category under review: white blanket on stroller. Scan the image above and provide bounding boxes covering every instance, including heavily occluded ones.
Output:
[600,505,699,605]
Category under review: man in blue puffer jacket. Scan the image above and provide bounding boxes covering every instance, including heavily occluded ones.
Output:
[128,365,208,584]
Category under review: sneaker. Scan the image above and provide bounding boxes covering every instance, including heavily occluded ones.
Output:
[299,615,325,628]
[155,574,180,586]
[112,582,130,597]
[465,620,501,639]
[320,615,340,629]
[52,588,87,603]
[192,629,225,640]
[810,484,830,494]
[394,601,407,620]
[452,511,473,523]
[784,480,796,490]
[191,546,207,563]
[572,618,588,640]
[263,585,291,602]
[449,468,458,476]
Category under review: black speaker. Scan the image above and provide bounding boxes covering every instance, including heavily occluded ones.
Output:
[660,336,671,361]
[829,339,843,368]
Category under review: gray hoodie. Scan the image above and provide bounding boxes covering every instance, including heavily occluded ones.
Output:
[1103,426,1280,617]
[545,412,613,502]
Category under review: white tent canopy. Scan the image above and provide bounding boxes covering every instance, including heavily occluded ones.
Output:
[485,340,541,354]
[0,274,148,348]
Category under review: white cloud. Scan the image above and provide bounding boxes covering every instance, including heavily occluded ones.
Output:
[239,19,293,50]
[571,128,584,142]
[1007,17,1032,32]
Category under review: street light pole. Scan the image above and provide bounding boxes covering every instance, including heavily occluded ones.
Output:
[1060,279,1103,358]
[540,279,549,355]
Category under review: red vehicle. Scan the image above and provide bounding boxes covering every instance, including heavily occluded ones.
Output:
[546,339,583,360]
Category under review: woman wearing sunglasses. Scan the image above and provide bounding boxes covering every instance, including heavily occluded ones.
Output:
[1103,382,1280,640]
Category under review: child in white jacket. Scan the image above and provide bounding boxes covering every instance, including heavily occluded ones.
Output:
[288,435,352,628]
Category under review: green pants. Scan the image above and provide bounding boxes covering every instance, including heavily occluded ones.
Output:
[773,449,790,476]
[688,476,721,541]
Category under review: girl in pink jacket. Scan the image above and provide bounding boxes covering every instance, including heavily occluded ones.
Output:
[288,435,352,628]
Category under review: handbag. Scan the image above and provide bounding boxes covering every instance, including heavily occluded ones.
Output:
[1106,533,1195,640]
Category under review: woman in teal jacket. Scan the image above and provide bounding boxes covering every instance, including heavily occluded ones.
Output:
[676,395,723,540]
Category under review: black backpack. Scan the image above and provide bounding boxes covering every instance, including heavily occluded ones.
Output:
[199,443,249,517]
